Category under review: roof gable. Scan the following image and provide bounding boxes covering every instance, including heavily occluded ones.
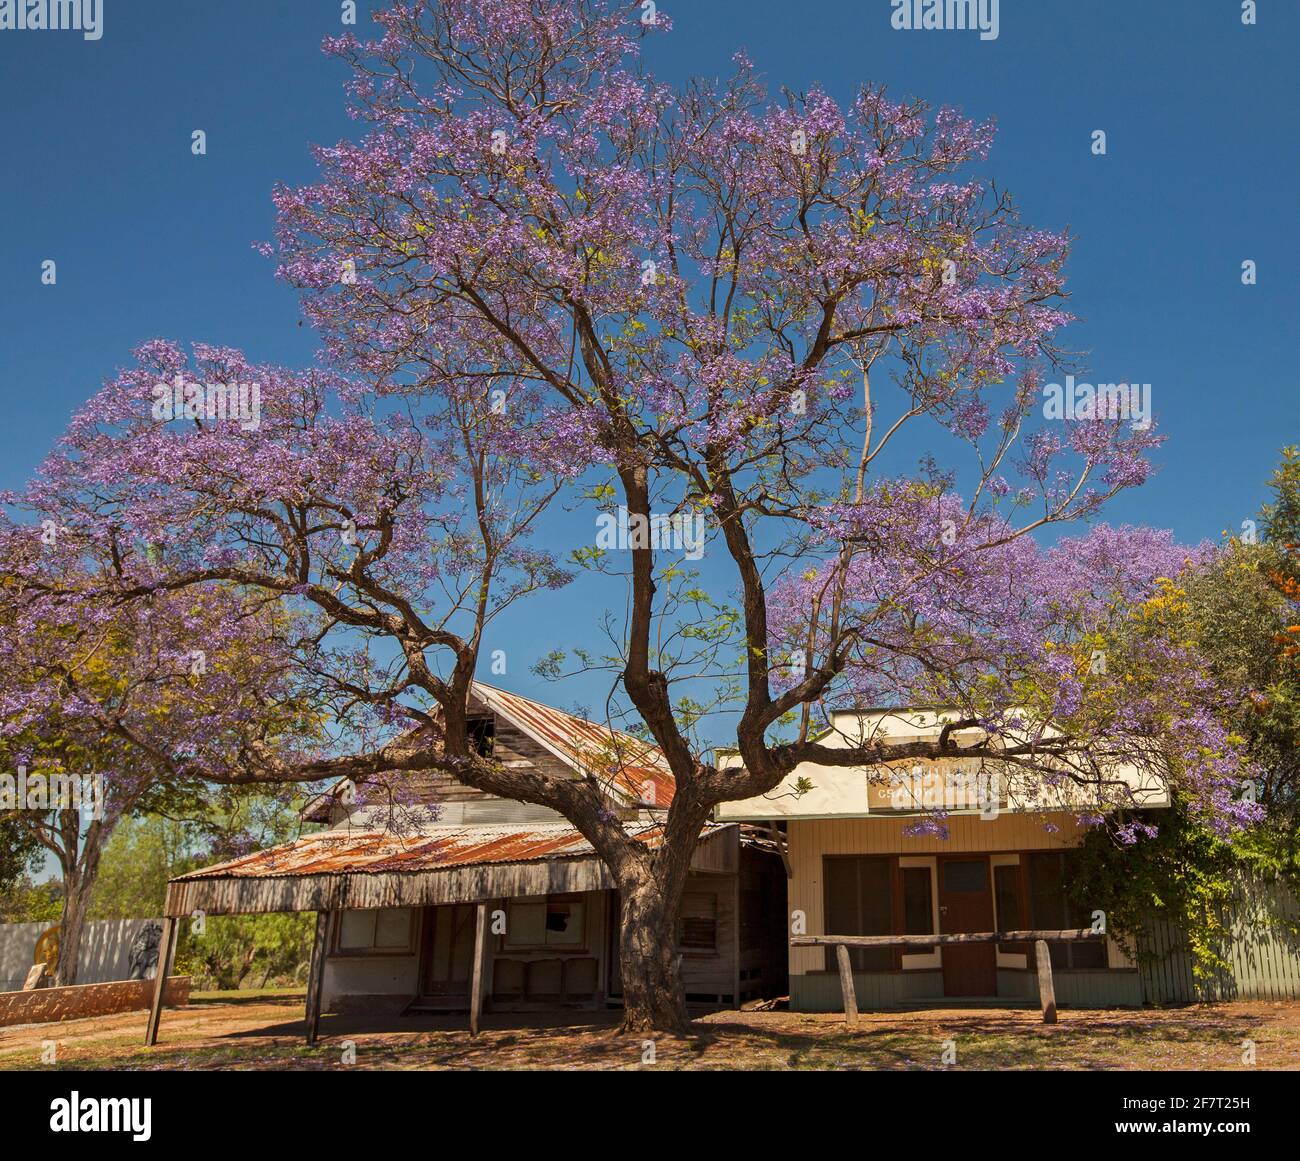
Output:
[471,681,674,807]
[303,682,674,821]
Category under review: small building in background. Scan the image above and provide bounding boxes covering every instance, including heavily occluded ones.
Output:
[717,707,1166,1011]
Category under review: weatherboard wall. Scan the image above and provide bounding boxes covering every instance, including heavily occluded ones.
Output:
[785,813,1084,979]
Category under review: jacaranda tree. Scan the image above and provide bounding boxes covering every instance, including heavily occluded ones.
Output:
[0,520,316,983]
[3,1,1260,1030]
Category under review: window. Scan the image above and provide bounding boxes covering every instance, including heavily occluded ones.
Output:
[902,867,934,936]
[336,908,414,954]
[994,862,1029,958]
[467,716,495,757]
[824,856,894,971]
[678,892,718,953]
[1027,852,1107,969]
[942,859,988,894]
[897,859,940,969]
[503,896,586,949]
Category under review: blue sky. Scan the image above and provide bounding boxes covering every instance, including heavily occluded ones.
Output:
[1,0,1296,717]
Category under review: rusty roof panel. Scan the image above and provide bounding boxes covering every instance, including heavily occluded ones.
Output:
[303,683,678,822]
[473,682,676,806]
[172,821,727,883]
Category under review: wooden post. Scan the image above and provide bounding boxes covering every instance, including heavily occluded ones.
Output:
[791,928,1100,949]
[835,943,859,1030]
[144,916,178,1047]
[1035,939,1057,1025]
[304,910,330,1046]
[788,930,1098,1025]
[469,902,489,1036]
[732,873,741,1009]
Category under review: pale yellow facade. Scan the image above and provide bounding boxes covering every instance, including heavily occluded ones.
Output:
[716,710,1150,1002]
[781,812,1133,977]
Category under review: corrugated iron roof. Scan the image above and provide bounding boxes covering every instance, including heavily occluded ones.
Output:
[173,820,724,883]
[303,683,677,822]
[471,681,675,806]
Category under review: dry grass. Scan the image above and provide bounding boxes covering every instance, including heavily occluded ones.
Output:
[3,994,1298,1071]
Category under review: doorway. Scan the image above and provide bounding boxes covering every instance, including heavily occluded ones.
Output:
[420,904,477,1003]
[938,857,996,996]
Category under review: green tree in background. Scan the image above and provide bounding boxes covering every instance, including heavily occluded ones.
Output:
[174,913,315,992]
[0,816,43,894]
[88,816,199,921]
[1259,445,1300,549]
[0,880,62,926]
[86,793,317,991]
[1073,447,1300,975]
[0,817,58,924]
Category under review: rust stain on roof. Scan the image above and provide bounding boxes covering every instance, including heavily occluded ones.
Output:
[473,682,676,806]
[302,683,679,823]
[173,821,723,882]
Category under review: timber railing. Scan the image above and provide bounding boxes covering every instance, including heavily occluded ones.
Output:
[790,930,1106,1026]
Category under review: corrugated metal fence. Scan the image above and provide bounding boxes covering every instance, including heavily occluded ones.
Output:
[1138,874,1300,1003]
[0,918,162,992]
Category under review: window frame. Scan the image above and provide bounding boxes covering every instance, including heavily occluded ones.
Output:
[897,856,940,970]
[990,854,1028,969]
[1026,851,1109,971]
[822,854,897,972]
[821,855,939,973]
[500,893,589,952]
[332,907,417,957]
[677,890,720,957]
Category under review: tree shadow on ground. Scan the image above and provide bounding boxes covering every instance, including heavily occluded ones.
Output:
[37,1002,1278,1071]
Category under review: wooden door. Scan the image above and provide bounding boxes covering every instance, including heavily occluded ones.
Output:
[421,905,477,998]
[939,857,996,997]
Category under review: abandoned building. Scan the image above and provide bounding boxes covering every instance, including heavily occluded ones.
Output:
[148,698,1300,1044]
[153,682,787,1041]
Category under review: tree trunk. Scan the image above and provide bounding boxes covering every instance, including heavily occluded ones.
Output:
[54,811,108,988]
[235,944,257,989]
[617,872,689,1036]
[55,875,93,987]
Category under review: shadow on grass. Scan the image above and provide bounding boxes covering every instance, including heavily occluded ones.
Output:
[25,1004,1274,1072]
[189,990,307,1007]
[690,1008,1268,1071]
